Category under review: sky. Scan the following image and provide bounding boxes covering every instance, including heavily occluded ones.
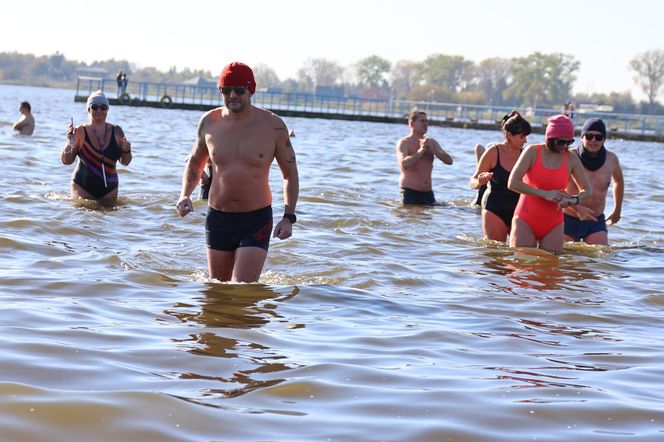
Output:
[2,0,662,101]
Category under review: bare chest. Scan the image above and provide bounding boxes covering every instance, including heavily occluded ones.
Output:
[206,123,276,166]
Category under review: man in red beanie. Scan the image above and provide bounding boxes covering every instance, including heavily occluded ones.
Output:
[176,61,299,282]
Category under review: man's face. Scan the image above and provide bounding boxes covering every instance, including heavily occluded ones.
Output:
[582,131,605,155]
[220,86,251,113]
[412,115,428,134]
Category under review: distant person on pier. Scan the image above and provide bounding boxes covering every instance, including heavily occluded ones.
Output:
[60,90,132,206]
[396,109,453,205]
[564,118,624,245]
[176,61,299,283]
[116,70,124,96]
[121,72,128,95]
[469,111,531,242]
[508,114,591,253]
[12,101,35,135]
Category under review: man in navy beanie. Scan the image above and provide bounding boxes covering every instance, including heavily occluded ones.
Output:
[563,118,624,244]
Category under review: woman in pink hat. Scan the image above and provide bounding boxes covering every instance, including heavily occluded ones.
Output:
[507,114,591,253]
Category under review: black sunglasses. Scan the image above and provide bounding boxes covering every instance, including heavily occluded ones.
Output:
[90,104,108,111]
[219,86,248,95]
[584,134,605,141]
[554,138,575,146]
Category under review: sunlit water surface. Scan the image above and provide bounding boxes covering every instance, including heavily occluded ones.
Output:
[1,84,663,441]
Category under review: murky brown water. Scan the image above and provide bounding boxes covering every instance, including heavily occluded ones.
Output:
[1,84,663,441]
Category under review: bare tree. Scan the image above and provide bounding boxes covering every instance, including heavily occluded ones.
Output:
[630,49,664,111]
[297,58,344,92]
[252,63,281,89]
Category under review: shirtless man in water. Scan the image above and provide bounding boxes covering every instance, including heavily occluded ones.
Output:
[396,110,453,205]
[564,118,624,245]
[13,101,35,135]
[176,62,299,282]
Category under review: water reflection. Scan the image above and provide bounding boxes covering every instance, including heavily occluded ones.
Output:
[164,284,301,401]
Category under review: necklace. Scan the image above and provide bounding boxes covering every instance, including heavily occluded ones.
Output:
[91,123,109,188]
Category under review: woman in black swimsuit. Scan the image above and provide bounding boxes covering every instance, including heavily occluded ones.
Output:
[469,111,531,242]
[60,91,132,206]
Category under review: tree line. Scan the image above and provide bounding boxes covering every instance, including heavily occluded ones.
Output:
[2,49,663,115]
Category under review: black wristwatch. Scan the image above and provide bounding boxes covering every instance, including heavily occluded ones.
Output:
[572,196,580,205]
[283,213,297,224]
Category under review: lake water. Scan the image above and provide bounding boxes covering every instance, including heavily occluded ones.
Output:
[1,84,663,441]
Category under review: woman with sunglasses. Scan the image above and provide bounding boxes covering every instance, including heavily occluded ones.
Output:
[507,114,591,253]
[60,90,132,206]
[470,111,531,242]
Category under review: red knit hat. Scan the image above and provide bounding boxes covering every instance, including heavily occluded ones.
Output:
[217,62,256,94]
[545,114,574,139]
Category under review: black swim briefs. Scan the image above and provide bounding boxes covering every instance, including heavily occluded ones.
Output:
[206,205,273,251]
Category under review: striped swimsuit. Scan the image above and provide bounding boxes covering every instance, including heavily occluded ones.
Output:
[73,125,122,199]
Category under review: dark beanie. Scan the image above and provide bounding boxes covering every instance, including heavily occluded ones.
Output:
[582,118,606,137]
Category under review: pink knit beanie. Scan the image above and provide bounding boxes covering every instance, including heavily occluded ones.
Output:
[545,114,574,139]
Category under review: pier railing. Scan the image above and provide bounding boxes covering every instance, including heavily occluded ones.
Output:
[75,77,664,141]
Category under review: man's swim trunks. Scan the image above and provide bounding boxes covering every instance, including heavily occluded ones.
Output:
[401,188,435,206]
[564,213,607,241]
[73,125,122,199]
[206,205,273,251]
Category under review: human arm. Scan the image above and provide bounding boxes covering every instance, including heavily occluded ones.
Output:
[272,121,299,240]
[469,145,496,189]
[424,137,453,165]
[558,153,592,209]
[606,157,624,225]
[175,116,209,217]
[12,116,27,131]
[115,125,132,166]
[396,138,428,169]
[60,123,81,165]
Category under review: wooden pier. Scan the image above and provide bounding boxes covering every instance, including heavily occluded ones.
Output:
[75,77,664,142]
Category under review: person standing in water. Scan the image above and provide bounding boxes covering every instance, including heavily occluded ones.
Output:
[470,111,531,242]
[508,114,591,253]
[12,101,35,135]
[60,90,132,206]
[396,109,453,205]
[176,62,299,283]
[564,118,624,245]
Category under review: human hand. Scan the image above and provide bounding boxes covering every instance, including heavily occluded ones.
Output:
[120,136,131,153]
[176,196,193,217]
[544,189,567,203]
[478,172,493,185]
[606,210,620,225]
[273,218,293,240]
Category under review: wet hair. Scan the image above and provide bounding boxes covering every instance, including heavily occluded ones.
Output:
[408,109,427,124]
[501,110,531,136]
[20,101,31,112]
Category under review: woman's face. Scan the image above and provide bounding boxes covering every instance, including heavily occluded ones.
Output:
[88,103,108,121]
[546,137,574,153]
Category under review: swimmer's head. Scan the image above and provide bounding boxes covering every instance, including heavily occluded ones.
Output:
[86,90,110,110]
[545,114,574,140]
[218,62,256,94]
[501,110,531,136]
[581,118,606,138]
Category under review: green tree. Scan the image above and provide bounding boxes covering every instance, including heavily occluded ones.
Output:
[475,57,512,105]
[419,54,473,92]
[390,60,420,100]
[630,49,664,112]
[355,55,391,88]
[503,52,579,107]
